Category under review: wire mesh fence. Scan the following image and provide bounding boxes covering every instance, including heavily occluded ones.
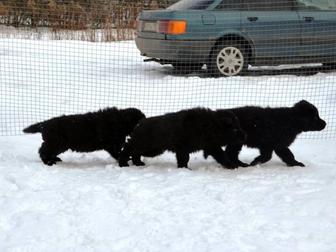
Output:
[0,0,335,138]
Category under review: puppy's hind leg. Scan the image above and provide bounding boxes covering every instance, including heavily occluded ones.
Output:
[105,145,121,161]
[226,144,248,167]
[250,148,273,166]
[39,142,64,166]
[275,147,305,167]
[132,154,145,166]
[204,146,238,169]
[176,151,190,169]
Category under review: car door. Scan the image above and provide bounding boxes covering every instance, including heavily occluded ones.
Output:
[296,0,336,61]
[241,0,302,62]
[209,0,243,38]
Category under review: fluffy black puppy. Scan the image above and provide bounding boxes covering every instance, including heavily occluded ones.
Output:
[23,108,145,166]
[119,108,246,169]
[204,100,326,167]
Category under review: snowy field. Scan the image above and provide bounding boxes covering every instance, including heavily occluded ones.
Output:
[1,38,336,251]
[1,136,336,252]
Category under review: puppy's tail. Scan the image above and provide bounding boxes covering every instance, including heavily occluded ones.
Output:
[23,122,44,134]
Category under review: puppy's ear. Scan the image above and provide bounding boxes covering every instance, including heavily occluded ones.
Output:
[124,108,145,120]
[294,100,310,109]
[293,100,318,116]
[216,110,234,127]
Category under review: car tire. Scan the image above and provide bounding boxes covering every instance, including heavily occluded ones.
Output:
[209,42,248,77]
[172,62,203,74]
[323,62,336,69]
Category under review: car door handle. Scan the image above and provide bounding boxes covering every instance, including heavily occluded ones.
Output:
[247,17,258,22]
[304,16,314,22]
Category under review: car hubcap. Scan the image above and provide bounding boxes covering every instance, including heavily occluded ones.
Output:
[216,47,244,76]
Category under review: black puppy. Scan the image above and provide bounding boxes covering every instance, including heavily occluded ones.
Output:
[119,108,246,169]
[23,107,145,166]
[204,100,326,167]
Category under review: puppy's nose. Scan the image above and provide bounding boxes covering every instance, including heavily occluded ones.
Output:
[320,120,327,130]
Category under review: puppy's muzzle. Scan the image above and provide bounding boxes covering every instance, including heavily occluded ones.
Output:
[316,119,327,131]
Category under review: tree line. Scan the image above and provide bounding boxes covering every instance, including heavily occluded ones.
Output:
[0,0,176,30]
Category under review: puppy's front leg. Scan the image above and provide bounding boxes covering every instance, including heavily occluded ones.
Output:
[275,147,305,167]
[176,151,190,169]
[119,143,132,167]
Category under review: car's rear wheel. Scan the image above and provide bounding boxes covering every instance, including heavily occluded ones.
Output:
[323,62,336,69]
[209,42,248,77]
[172,62,203,74]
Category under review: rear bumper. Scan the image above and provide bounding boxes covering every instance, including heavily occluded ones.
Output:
[135,37,215,63]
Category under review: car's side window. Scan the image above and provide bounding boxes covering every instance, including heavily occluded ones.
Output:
[247,0,295,11]
[296,0,336,11]
[215,0,244,10]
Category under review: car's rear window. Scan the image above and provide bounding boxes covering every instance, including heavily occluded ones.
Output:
[167,0,216,10]
[297,0,336,10]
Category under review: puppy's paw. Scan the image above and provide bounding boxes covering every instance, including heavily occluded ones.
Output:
[238,161,249,167]
[177,164,189,169]
[223,162,239,169]
[133,160,145,166]
[54,157,62,163]
[45,160,57,166]
[288,161,305,167]
[119,161,129,167]
[250,160,259,166]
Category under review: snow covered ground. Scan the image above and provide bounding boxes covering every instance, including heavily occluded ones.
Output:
[0,135,336,252]
[1,38,336,251]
